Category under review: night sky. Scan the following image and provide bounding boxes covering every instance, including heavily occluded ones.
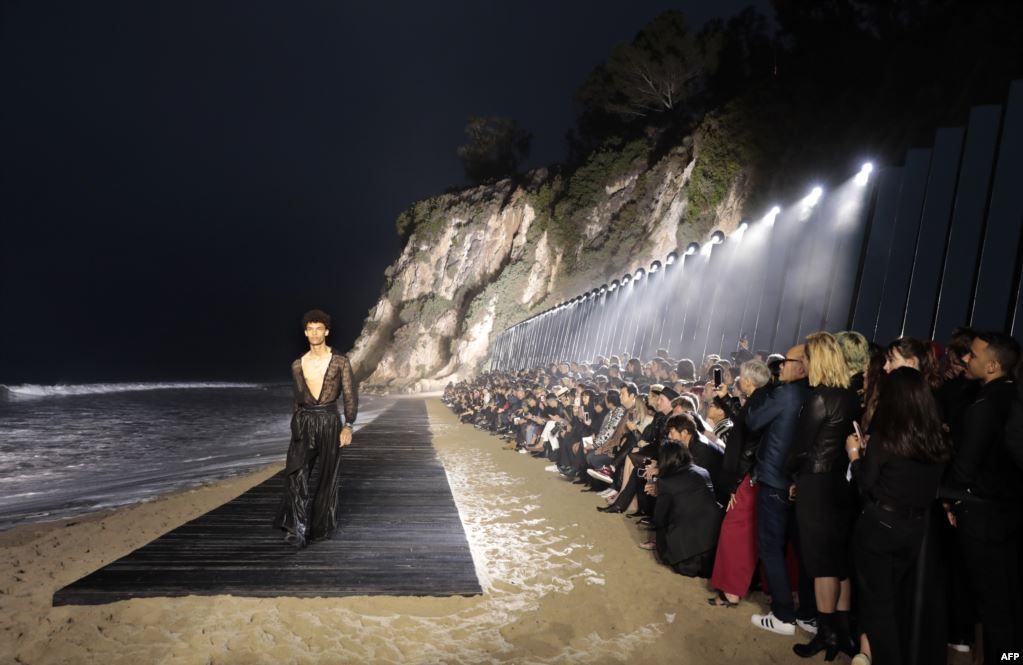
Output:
[1,1,768,384]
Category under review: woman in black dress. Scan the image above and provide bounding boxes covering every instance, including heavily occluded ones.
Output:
[789,332,861,659]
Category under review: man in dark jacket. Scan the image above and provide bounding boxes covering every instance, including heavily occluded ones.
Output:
[651,416,725,577]
[946,332,1022,665]
[747,344,816,636]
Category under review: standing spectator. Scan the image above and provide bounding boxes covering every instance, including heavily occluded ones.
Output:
[708,360,773,608]
[846,367,952,665]
[789,332,860,659]
[946,332,1023,665]
[749,344,816,636]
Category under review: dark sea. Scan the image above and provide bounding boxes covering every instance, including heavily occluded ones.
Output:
[0,383,388,530]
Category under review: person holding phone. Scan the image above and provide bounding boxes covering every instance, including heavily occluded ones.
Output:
[845,367,951,665]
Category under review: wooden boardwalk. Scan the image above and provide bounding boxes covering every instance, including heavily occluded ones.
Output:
[53,398,481,605]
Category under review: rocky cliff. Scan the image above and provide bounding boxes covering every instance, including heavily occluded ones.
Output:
[350,111,756,392]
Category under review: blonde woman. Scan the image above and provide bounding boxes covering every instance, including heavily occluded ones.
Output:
[788,332,861,660]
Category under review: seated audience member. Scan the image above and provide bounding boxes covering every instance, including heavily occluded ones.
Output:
[645,415,724,577]
[668,412,728,507]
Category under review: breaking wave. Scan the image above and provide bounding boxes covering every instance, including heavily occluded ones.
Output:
[1,382,266,400]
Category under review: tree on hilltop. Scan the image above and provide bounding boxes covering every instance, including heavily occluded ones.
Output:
[577,11,722,121]
[457,115,532,184]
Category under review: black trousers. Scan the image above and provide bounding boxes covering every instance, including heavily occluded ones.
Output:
[955,500,1023,665]
[273,404,343,541]
[854,503,929,665]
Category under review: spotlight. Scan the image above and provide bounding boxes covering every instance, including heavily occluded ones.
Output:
[855,162,874,186]
[711,230,726,244]
[762,206,781,226]
[600,284,609,294]
[649,260,661,273]
[803,186,823,207]
[700,243,713,256]
[686,242,700,255]
[610,279,620,290]
[738,221,749,232]
[666,251,678,265]
[622,274,632,285]
[634,268,646,281]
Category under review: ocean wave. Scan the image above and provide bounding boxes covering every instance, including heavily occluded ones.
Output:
[0,382,266,399]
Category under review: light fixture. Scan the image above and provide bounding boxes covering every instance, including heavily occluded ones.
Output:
[610,279,620,290]
[600,284,608,294]
[666,251,678,265]
[855,162,874,186]
[738,221,749,232]
[711,230,726,244]
[686,242,700,255]
[649,260,661,273]
[763,206,781,226]
[622,274,632,285]
[803,186,823,208]
[634,267,646,281]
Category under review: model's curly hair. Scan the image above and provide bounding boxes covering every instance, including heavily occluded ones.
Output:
[301,309,332,330]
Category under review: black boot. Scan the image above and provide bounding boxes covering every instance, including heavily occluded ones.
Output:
[833,610,858,658]
[793,613,840,660]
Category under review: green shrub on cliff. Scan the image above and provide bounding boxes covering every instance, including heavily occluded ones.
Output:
[396,193,458,243]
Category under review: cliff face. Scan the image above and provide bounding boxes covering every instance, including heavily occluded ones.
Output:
[350,121,753,392]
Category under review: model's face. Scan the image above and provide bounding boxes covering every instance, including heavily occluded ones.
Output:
[656,394,672,414]
[304,323,329,346]
[884,348,919,373]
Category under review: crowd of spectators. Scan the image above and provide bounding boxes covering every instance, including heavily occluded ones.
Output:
[444,328,1023,665]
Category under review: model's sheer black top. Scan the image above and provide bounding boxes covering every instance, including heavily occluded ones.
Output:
[290,351,358,424]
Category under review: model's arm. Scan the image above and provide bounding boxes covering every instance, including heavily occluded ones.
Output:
[338,356,358,447]
[341,355,358,425]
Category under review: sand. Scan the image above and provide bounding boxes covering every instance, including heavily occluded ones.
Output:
[1,399,814,664]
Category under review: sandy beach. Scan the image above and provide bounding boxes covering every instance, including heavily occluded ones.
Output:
[3,398,814,664]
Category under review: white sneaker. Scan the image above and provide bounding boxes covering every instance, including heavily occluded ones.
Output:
[518,448,529,454]
[598,488,616,497]
[751,612,796,635]
[587,468,614,484]
[796,617,818,635]
[544,464,559,472]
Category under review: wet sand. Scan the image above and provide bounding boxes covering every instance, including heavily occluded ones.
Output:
[2,399,812,664]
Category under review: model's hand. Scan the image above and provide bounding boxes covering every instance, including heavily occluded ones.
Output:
[339,426,353,447]
[726,493,737,512]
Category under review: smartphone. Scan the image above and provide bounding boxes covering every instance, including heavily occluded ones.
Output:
[853,420,864,444]
[713,367,723,387]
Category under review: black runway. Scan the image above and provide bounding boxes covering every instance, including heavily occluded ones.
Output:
[53,399,482,605]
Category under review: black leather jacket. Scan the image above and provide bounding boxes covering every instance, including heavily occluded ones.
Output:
[787,385,860,476]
